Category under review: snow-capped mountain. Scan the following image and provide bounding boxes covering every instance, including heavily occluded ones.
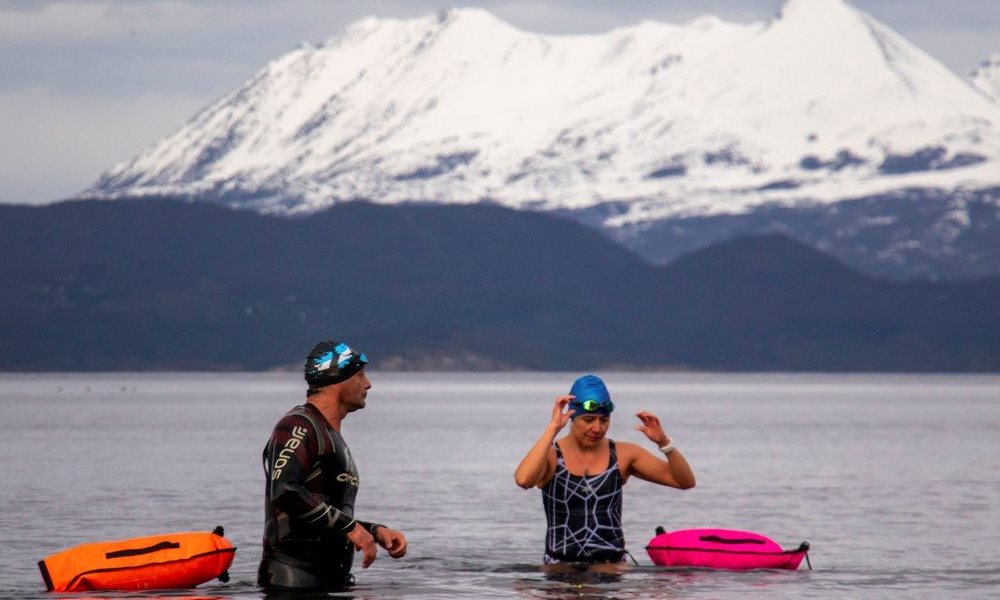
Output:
[972,54,1000,103]
[84,0,1000,228]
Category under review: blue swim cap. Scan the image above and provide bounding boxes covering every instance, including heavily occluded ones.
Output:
[568,374,614,418]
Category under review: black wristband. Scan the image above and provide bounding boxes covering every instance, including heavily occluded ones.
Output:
[363,522,386,537]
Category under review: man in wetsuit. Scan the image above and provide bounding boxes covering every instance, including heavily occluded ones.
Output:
[258,340,407,591]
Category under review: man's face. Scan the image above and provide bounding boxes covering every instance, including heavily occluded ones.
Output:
[340,368,371,412]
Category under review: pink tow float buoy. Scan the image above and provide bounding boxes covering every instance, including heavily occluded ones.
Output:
[646,527,810,570]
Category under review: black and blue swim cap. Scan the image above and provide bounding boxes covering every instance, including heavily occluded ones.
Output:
[568,374,614,418]
[304,340,368,390]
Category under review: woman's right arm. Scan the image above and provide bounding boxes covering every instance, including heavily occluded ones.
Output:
[514,395,573,489]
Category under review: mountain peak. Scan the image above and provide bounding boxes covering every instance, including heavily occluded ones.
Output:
[437,6,509,27]
[777,0,860,21]
[768,0,900,61]
[332,8,517,49]
[666,232,863,283]
[83,3,1000,222]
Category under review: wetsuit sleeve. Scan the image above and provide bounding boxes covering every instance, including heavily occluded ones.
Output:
[265,414,356,533]
[358,520,386,537]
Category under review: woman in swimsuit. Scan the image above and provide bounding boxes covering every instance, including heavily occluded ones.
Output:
[514,374,695,566]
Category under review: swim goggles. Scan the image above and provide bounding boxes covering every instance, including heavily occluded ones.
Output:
[577,398,615,413]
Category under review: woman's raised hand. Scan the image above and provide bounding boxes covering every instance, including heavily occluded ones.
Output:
[635,411,670,446]
[550,395,574,431]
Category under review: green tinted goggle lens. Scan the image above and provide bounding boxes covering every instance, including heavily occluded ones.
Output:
[580,399,614,412]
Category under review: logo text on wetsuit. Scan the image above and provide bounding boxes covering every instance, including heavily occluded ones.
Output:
[271,426,307,480]
[336,472,359,487]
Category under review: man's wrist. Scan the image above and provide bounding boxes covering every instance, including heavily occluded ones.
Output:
[658,439,676,455]
[362,521,386,538]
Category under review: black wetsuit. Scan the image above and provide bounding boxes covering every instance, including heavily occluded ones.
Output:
[541,440,626,563]
[258,403,380,590]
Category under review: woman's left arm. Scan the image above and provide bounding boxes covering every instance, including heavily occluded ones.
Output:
[625,411,696,489]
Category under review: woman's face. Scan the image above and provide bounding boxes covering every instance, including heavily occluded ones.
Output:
[572,414,611,447]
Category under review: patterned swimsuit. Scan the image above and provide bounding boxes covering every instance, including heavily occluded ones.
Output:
[542,440,626,563]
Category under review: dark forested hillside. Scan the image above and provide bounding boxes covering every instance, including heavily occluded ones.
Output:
[2,199,998,371]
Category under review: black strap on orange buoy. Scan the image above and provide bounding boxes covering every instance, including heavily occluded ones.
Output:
[105,541,180,559]
[213,525,230,582]
[37,559,54,592]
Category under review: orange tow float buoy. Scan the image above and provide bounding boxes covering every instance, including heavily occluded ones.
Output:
[38,526,236,592]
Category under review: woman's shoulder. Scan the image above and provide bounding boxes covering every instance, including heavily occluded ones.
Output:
[611,440,646,460]
[612,439,642,450]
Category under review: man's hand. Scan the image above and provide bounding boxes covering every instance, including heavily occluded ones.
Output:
[375,527,408,558]
[347,522,377,568]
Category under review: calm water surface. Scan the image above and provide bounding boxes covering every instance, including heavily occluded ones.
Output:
[1,372,999,599]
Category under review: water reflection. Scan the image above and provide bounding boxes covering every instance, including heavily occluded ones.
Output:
[542,563,628,583]
[4,372,999,599]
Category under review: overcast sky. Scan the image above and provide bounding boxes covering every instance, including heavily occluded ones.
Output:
[1,0,997,205]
